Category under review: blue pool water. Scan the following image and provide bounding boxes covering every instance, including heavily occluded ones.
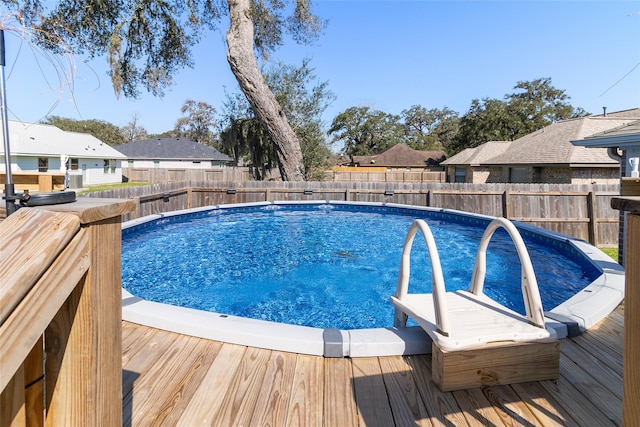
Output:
[122,203,601,330]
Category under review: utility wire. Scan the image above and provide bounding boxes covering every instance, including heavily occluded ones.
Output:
[599,61,640,97]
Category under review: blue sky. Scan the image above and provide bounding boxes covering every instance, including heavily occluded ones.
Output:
[2,0,639,136]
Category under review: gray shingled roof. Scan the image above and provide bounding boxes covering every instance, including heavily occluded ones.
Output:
[441,141,511,166]
[351,143,445,167]
[114,137,232,161]
[486,115,638,166]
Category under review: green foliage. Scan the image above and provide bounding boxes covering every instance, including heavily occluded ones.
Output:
[220,59,334,180]
[265,58,334,178]
[400,105,459,151]
[121,114,148,142]
[42,115,125,146]
[174,99,217,145]
[220,118,276,180]
[8,0,323,99]
[328,106,404,157]
[449,77,587,155]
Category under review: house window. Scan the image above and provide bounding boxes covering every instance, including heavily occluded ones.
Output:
[38,157,48,172]
[110,159,116,173]
[70,158,79,170]
[454,167,466,183]
[128,160,134,168]
[103,159,109,174]
[509,167,528,183]
[154,160,160,168]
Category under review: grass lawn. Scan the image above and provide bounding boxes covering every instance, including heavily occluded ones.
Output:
[77,182,149,194]
[599,247,619,263]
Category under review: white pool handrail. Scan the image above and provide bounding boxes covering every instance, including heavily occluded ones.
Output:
[394,219,450,336]
[469,217,546,328]
[393,217,548,344]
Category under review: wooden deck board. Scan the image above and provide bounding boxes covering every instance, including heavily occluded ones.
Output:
[378,355,431,426]
[285,354,324,427]
[248,350,298,427]
[323,357,358,427]
[122,304,625,426]
[405,354,470,426]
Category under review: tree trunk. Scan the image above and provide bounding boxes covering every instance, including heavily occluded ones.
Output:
[226,0,306,181]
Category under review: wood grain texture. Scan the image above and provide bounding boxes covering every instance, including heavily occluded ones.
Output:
[352,357,395,427]
[212,346,271,427]
[285,354,323,427]
[39,197,136,225]
[120,302,625,426]
[0,229,89,393]
[323,357,357,427]
[378,355,431,426]
[0,209,80,324]
[176,344,247,425]
[433,341,560,392]
[0,365,25,427]
[405,354,470,427]
[624,214,640,426]
[45,217,124,426]
[249,350,297,427]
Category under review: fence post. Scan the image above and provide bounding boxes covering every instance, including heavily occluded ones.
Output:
[587,191,598,246]
[502,191,510,218]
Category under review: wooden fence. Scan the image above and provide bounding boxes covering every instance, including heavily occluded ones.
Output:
[123,167,447,184]
[82,182,620,247]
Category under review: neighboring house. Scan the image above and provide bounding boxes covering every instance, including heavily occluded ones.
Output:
[0,120,126,188]
[116,137,233,169]
[442,108,640,184]
[345,143,446,171]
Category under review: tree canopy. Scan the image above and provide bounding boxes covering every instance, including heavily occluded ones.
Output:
[328,106,404,157]
[220,59,334,180]
[449,77,587,154]
[400,105,459,151]
[120,114,148,143]
[4,0,325,180]
[174,99,217,145]
[42,116,125,146]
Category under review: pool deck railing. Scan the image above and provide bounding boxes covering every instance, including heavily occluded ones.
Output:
[0,198,135,426]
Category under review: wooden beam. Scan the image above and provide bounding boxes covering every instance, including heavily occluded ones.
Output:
[624,214,640,426]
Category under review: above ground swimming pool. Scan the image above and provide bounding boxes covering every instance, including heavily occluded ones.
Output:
[121,201,625,357]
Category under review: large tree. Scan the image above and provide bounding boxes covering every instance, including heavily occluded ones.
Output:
[121,113,148,142]
[400,105,459,151]
[328,106,404,157]
[174,99,217,145]
[3,0,325,181]
[450,77,587,154]
[220,59,334,180]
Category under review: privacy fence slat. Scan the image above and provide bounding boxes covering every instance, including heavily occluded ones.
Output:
[83,181,620,246]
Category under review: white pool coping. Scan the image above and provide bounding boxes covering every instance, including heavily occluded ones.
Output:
[121,201,625,357]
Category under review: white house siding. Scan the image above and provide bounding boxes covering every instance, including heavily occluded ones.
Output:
[71,158,123,186]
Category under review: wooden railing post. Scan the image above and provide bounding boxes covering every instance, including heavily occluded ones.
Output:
[40,198,135,426]
[611,197,640,426]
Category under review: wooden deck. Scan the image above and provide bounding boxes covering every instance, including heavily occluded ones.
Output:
[122,303,624,426]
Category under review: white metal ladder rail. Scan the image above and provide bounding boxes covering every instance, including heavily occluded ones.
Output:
[392,217,547,342]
